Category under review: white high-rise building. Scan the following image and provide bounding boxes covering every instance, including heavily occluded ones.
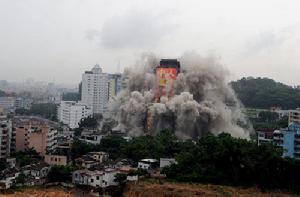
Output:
[57,101,93,129]
[81,65,109,114]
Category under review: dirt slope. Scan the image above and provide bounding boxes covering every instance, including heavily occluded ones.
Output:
[0,187,95,197]
[123,181,291,197]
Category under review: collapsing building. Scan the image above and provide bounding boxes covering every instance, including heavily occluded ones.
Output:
[146,59,180,134]
[110,53,250,139]
[155,59,180,102]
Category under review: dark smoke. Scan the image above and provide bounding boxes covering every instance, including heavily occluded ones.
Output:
[109,52,251,139]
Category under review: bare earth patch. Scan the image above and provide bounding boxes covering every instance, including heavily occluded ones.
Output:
[123,181,292,197]
[0,187,95,197]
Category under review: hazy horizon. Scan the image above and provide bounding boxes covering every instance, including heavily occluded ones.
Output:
[1,0,300,85]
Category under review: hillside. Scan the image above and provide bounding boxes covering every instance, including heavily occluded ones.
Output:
[1,187,94,197]
[231,77,300,109]
[123,181,291,197]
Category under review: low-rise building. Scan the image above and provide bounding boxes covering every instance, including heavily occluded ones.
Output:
[21,163,50,181]
[79,131,104,145]
[72,168,118,188]
[88,152,109,163]
[75,152,109,169]
[0,168,19,189]
[138,159,159,170]
[6,158,16,168]
[159,158,177,168]
[289,108,300,124]
[44,155,68,166]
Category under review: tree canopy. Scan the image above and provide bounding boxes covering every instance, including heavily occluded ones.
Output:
[15,103,58,121]
[162,133,300,192]
[47,165,75,183]
[78,116,99,129]
[231,77,300,109]
[62,92,80,101]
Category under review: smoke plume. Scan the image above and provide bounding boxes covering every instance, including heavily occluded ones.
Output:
[109,52,251,139]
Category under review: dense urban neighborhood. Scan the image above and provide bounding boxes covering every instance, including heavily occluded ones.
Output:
[1,63,300,196]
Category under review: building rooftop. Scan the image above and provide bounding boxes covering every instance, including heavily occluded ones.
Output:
[140,159,158,163]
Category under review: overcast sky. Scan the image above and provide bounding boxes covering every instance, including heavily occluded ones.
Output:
[1,0,300,85]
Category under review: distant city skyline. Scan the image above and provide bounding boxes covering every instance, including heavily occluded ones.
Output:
[1,0,300,85]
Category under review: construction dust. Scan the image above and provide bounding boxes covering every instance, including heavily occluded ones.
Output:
[109,52,251,139]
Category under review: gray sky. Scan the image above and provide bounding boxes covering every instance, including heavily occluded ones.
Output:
[1,0,300,85]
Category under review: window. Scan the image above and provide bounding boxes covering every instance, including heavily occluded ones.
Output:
[90,179,94,183]
[96,176,99,180]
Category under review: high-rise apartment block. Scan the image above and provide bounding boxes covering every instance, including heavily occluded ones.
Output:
[15,120,57,157]
[57,101,93,129]
[81,65,109,114]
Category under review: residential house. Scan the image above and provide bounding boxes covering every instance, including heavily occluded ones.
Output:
[87,152,109,163]
[44,155,68,166]
[6,158,16,168]
[79,131,104,145]
[159,158,177,168]
[21,162,51,185]
[75,152,109,169]
[0,168,19,189]
[72,168,118,188]
[138,159,159,170]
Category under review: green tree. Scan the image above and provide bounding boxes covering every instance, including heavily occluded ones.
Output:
[78,116,98,129]
[47,165,75,183]
[62,92,80,101]
[13,148,41,167]
[0,160,7,171]
[96,136,127,160]
[162,133,300,192]
[16,173,26,184]
[71,139,95,159]
[16,103,58,121]
[258,111,279,123]
[231,77,300,109]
